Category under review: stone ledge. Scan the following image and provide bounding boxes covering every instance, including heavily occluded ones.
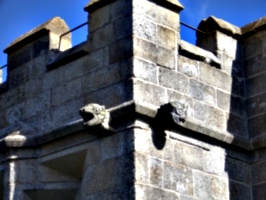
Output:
[4,17,70,54]
[84,0,183,13]
[47,41,88,70]
[0,100,262,152]
[197,16,241,39]
[241,16,266,38]
[179,40,221,67]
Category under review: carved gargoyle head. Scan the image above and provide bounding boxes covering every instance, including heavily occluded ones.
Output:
[79,104,107,127]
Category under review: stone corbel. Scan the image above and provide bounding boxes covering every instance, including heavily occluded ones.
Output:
[155,101,189,129]
[79,103,114,133]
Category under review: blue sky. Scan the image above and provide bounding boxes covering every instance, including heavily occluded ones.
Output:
[0,0,265,69]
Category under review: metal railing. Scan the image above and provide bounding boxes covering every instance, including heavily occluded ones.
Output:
[58,22,88,50]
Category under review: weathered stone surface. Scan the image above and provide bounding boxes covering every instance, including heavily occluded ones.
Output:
[243,54,266,78]
[164,162,193,196]
[226,113,248,137]
[229,181,251,200]
[189,80,216,106]
[157,25,177,50]
[245,92,266,117]
[159,68,189,94]
[133,15,156,43]
[133,58,158,84]
[194,101,225,130]
[134,79,168,107]
[248,113,266,138]
[245,72,266,98]
[194,171,229,200]
[174,141,204,170]
[135,184,179,200]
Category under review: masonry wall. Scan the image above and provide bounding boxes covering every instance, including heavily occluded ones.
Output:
[0,0,266,199]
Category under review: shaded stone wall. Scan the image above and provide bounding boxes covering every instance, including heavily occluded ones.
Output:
[0,0,266,199]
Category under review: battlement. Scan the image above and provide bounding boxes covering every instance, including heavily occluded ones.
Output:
[0,0,266,199]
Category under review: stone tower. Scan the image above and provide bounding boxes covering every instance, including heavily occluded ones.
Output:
[0,0,266,199]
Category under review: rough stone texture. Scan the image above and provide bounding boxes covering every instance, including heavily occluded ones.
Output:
[1,0,266,199]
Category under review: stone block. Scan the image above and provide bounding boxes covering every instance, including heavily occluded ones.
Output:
[15,160,38,184]
[189,80,216,106]
[134,37,157,64]
[245,72,266,98]
[82,60,132,95]
[134,79,168,107]
[163,162,193,196]
[133,0,180,31]
[7,44,32,71]
[101,132,128,160]
[243,54,266,78]
[90,23,113,51]
[135,153,149,184]
[51,98,84,129]
[252,160,266,184]
[89,4,110,32]
[218,53,242,77]
[157,25,177,50]
[199,63,232,93]
[109,36,133,64]
[245,92,266,118]
[6,102,26,124]
[110,0,132,22]
[25,78,43,99]
[204,151,227,176]
[217,90,244,116]
[84,80,133,109]
[25,92,51,119]
[179,62,198,78]
[194,101,225,130]
[225,157,251,184]
[113,15,133,41]
[85,156,133,194]
[174,140,204,171]
[159,68,189,94]
[242,34,263,57]
[163,138,175,163]
[253,182,266,200]
[62,51,104,83]
[157,46,176,69]
[134,184,179,200]
[248,113,266,138]
[134,128,163,159]
[30,55,47,78]
[194,171,229,200]
[133,15,156,43]
[133,58,158,84]
[1,85,25,108]
[86,186,130,200]
[52,77,81,106]
[226,113,248,138]
[149,157,163,187]
[229,181,251,200]
[216,32,238,58]
[9,64,30,88]
[42,68,65,92]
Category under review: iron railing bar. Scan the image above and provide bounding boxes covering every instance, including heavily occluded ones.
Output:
[58,22,88,50]
[0,64,7,70]
[180,21,206,34]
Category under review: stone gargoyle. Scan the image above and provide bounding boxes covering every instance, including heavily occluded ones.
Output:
[79,103,114,132]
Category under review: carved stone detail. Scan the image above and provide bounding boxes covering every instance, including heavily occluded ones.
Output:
[4,131,27,147]
[170,101,188,124]
[79,103,112,132]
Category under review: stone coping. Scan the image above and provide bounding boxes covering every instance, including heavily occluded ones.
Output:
[84,0,183,13]
[197,16,241,39]
[4,17,70,54]
[179,40,221,67]
[47,41,88,70]
[241,16,266,37]
[197,16,266,39]
[0,100,262,152]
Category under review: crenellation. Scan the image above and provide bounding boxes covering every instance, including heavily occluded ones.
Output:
[0,0,266,199]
